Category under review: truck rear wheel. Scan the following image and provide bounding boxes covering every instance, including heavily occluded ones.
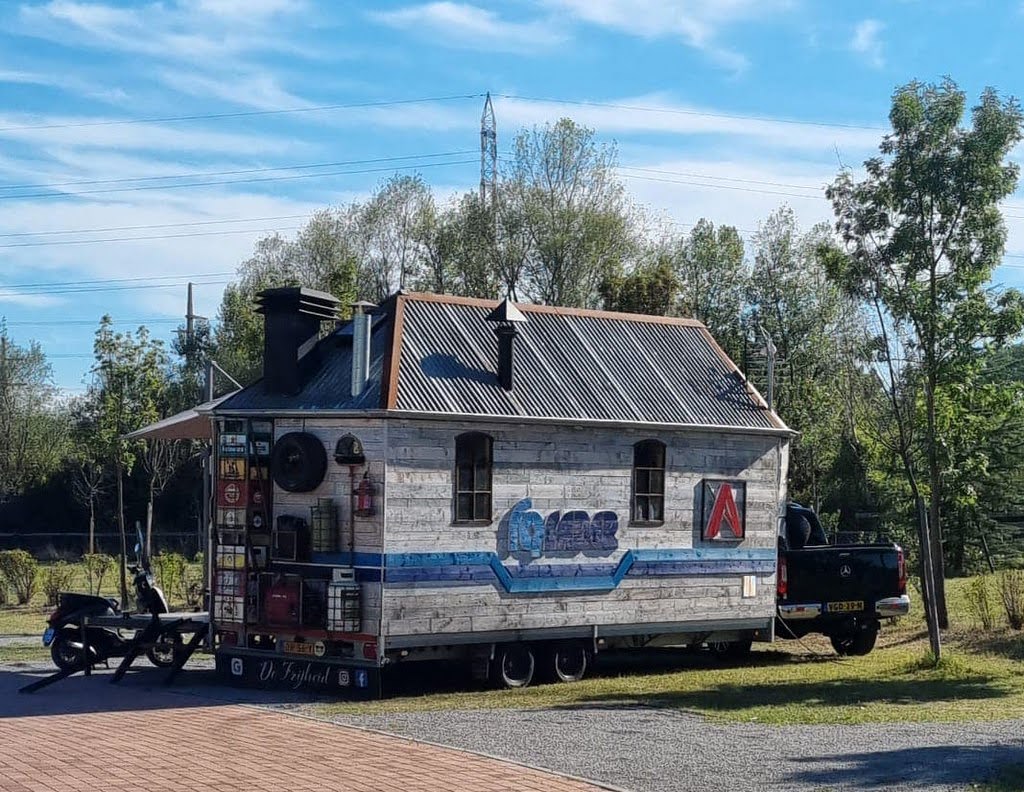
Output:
[830,621,878,656]
[494,643,535,688]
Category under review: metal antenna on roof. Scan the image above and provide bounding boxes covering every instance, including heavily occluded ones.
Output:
[759,325,777,410]
[480,92,497,210]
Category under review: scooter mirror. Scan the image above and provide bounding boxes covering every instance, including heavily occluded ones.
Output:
[134,542,141,555]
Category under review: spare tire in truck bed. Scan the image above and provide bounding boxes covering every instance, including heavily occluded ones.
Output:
[271,432,327,492]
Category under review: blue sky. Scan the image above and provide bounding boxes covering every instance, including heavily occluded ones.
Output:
[1,0,1023,392]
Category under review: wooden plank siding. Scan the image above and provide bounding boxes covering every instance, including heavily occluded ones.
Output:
[380,419,787,641]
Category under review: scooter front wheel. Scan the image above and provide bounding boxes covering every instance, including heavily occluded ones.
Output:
[50,630,87,671]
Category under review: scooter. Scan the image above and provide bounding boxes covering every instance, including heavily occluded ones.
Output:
[42,530,180,671]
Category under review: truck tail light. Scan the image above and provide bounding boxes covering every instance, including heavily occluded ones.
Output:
[777,554,788,599]
[897,548,907,594]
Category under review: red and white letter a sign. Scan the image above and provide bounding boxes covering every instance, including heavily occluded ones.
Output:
[705,482,744,540]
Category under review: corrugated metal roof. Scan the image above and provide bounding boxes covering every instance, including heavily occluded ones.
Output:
[215,293,788,432]
[215,314,390,412]
[393,296,784,431]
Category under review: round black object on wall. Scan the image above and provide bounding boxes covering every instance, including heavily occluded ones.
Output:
[270,432,328,492]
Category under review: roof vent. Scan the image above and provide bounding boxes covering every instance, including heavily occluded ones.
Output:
[485,298,527,391]
[255,287,340,396]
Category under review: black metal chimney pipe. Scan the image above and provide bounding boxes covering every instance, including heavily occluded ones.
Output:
[495,323,517,391]
[485,297,527,392]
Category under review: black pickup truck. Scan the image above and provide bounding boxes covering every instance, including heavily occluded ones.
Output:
[776,502,909,656]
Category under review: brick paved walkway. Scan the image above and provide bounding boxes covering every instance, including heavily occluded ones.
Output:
[0,669,606,792]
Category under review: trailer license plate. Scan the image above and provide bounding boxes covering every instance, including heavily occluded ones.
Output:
[827,600,864,613]
[283,641,315,656]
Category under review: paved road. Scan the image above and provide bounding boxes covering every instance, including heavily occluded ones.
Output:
[0,663,606,792]
[325,706,1024,792]
[5,657,1024,791]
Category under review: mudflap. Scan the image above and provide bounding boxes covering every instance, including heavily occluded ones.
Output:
[215,653,382,699]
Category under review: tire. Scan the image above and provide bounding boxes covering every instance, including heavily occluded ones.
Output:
[271,432,328,493]
[830,622,878,656]
[50,629,86,671]
[709,639,754,660]
[146,633,182,668]
[549,641,590,683]
[493,643,535,689]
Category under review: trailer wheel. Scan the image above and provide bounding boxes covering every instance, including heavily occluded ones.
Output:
[550,641,589,683]
[709,639,753,660]
[494,643,535,688]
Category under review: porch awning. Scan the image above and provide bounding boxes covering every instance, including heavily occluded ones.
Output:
[123,392,237,441]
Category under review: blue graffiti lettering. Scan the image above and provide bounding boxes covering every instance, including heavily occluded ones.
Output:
[502,498,618,557]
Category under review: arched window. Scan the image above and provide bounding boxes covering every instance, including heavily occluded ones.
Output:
[632,439,666,524]
[455,432,493,523]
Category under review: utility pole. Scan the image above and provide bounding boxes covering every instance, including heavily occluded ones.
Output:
[480,92,497,209]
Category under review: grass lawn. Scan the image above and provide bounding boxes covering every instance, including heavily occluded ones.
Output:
[318,576,1024,725]
[0,644,50,663]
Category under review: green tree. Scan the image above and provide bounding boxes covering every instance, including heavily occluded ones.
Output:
[89,317,169,604]
[827,79,1024,628]
[599,256,678,315]
[0,324,70,498]
[503,118,636,307]
[747,208,864,511]
[674,219,747,359]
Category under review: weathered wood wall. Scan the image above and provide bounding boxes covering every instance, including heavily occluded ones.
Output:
[381,419,788,641]
[272,418,388,633]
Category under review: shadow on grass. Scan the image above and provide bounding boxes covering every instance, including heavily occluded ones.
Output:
[565,672,1006,713]
[784,745,1024,789]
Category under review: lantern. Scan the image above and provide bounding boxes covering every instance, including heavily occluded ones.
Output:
[354,471,376,516]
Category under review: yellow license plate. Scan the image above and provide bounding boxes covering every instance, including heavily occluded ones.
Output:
[827,600,864,613]
[283,641,314,655]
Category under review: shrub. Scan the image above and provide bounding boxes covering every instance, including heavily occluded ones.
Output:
[42,561,77,606]
[967,575,997,631]
[151,551,185,600]
[181,554,204,610]
[82,553,114,596]
[998,568,1024,630]
[0,549,40,605]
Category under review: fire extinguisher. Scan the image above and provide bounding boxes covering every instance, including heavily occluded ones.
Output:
[354,471,375,516]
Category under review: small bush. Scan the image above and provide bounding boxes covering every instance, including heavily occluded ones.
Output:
[42,561,77,606]
[967,575,997,631]
[82,553,114,596]
[151,551,185,599]
[181,554,204,609]
[0,549,40,605]
[998,569,1024,630]
[0,578,7,606]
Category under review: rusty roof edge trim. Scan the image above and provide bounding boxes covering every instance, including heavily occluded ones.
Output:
[383,294,407,410]
[697,325,790,432]
[399,291,707,328]
[211,406,797,437]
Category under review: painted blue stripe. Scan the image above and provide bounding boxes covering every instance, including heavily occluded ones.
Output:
[380,548,777,593]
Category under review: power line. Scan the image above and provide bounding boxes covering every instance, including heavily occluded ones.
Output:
[0,93,485,132]
[4,319,180,326]
[0,157,478,201]
[494,93,887,132]
[0,225,302,249]
[0,214,310,239]
[4,279,231,297]
[2,271,233,290]
[0,150,476,193]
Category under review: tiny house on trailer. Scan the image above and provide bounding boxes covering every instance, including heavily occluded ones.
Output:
[208,287,793,694]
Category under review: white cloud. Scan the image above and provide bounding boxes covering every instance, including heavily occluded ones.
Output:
[542,0,793,72]
[371,2,565,53]
[494,94,882,155]
[850,19,885,69]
